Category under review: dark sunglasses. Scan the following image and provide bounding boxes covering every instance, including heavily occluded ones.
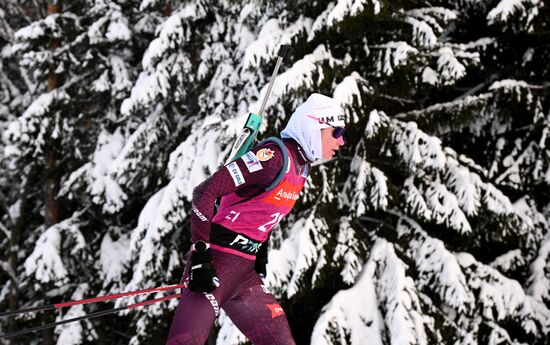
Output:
[307,115,346,139]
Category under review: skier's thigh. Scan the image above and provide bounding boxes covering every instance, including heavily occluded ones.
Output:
[223,285,296,345]
[166,289,220,345]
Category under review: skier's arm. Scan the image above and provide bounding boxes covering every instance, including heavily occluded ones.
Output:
[190,143,284,243]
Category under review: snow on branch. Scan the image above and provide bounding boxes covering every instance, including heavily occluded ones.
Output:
[392,120,446,172]
[13,12,70,42]
[398,218,474,313]
[121,3,204,115]
[141,3,205,70]
[394,92,493,135]
[88,128,127,213]
[4,89,70,161]
[125,186,182,291]
[266,207,330,298]
[528,233,550,306]
[373,41,418,77]
[333,72,372,124]
[341,138,389,216]
[249,45,346,120]
[403,177,433,221]
[242,17,312,69]
[312,256,384,345]
[372,239,427,345]
[436,47,467,86]
[167,116,228,200]
[87,5,131,44]
[55,284,97,344]
[309,0,381,39]
[24,213,86,286]
[424,180,472,234]
[332,217,364,284]
[109,111,171,200]
[457,252,550,336]
[365,109,390,139]
[487,0,542,30]
[405,16,437,48]
[444,156,483,217]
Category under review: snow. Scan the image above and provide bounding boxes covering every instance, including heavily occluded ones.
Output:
[372,239,427,345]
[403,178,433,221]
[125,185,182,291]
[421,66,438,85]
[482,182,516,215]
[364,109,389,139]
[393,121,446,171]
[24,215,85,286]
[89,129,127,214]
[458,253,550,335]
[265,206,329,297]
[348,151,369,217]
[375,41,418,76]
[216,311,248,345]
[4,89,69,159]
[405,16,437,47]
[399,219,474,313]
[445,157,482,216]
[311,254,383,345]
[437,47,467,85]
[333,72,370,124]
[99,232,130,282]
[4,1,550,344]
[55,284,97,345]
[24,228,66,284]
[242,18,312,69]
[487,0,541,26]
[106,11,132,42]
[332,218,363,284]
[249,45,345,119]
[325,0,375,28]
[425,181,472,233]
[528,233,550,304]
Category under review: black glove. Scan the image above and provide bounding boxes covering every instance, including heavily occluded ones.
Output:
[254,240,269,278]
[189,248,219,293]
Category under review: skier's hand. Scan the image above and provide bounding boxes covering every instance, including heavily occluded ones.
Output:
[254,256,268,278]
[189,249,220,293]
[254,240,269,279]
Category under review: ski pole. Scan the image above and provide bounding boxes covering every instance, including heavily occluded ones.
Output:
[0,293,182,339]
[257,44,293,117]
[0,283,186,318]
[225,44,293,164]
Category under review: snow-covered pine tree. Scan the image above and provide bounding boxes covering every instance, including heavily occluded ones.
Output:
[1,0,549,344]
[0,2,36,342]
[1,0,151,343]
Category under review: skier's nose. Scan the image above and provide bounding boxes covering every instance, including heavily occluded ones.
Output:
[336,136,344,146]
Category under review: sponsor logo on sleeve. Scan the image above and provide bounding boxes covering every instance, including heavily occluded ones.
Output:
[204,294,220,316]
[226,162,245,186]
[192,205,208,222]
[241,151,263,173]
[266,303,285,318]
[256,148,275,162]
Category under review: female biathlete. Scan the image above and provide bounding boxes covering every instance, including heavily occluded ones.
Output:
[167,93,346,345]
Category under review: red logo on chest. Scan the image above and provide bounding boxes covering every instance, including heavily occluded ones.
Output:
[264,180,303,207]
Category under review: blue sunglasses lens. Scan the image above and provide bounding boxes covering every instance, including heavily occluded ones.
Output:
[333,127,346,139]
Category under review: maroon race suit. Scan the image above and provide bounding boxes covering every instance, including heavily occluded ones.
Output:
[167,138,310,345]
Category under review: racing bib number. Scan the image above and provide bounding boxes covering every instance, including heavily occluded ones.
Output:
[258,213,284,232]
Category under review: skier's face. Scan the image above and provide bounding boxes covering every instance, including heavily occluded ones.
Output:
[321,127,345,160]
